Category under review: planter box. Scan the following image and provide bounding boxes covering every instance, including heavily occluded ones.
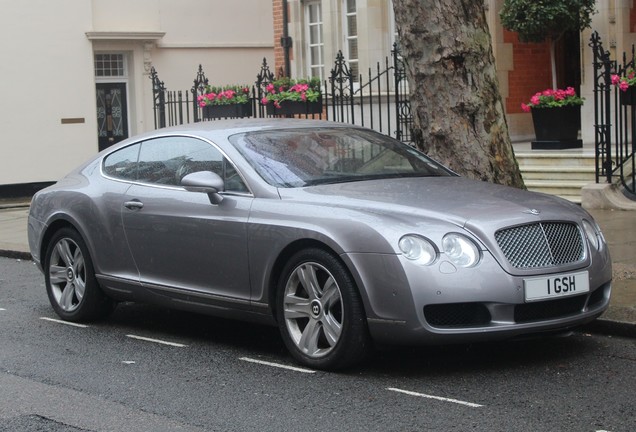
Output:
[619,87,636,106]
[266,100,323,116]
[202,103,252,119]
[530,105,582,150]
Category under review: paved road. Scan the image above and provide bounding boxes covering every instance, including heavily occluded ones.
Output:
[0,257,635,432]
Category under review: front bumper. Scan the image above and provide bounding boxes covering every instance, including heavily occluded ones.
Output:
[343,249,612,345]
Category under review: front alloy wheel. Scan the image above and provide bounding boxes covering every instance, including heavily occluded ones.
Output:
[277,248,370,370]
[283,261,343,358]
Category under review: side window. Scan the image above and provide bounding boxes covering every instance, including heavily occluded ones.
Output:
[136,136,248,192]
[103,143,141,180]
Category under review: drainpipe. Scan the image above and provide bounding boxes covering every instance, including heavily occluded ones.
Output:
[281,0,292,77]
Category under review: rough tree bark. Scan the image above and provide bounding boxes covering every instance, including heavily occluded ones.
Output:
[393,0,525,188]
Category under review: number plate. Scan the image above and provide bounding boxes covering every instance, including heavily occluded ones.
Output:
[524,271,589,302]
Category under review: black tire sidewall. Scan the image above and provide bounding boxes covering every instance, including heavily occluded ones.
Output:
[276,248,370,370]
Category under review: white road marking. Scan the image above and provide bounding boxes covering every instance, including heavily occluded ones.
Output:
[0,308,6,311]
[387,387,483,408]
[126,334,187,348]
[239,357,316,374]
[122,361,136,365]
[40,317,89,328]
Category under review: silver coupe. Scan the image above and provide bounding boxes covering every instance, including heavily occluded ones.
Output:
[28,119,612,370]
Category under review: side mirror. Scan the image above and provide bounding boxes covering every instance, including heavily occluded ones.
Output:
[181,171,224,204]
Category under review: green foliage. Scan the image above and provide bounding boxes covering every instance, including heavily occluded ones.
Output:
[499,0,596,43]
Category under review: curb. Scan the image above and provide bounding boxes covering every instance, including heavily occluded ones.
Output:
[0,249,32,260]
[583,318,636,339]
[0,249,634,339]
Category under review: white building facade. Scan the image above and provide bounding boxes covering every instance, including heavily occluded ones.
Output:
[0,0,273,192]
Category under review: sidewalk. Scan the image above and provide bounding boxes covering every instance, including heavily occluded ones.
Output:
[0,201,634,336]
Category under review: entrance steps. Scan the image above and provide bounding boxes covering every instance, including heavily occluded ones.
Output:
[515,151,596,204]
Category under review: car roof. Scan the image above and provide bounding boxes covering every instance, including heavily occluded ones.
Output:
[154,118,356,137]
[106,118,362,154]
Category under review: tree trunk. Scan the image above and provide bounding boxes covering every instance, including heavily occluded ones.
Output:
[392,0,524,188]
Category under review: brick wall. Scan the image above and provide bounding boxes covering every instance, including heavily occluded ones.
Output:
[273,0,285,77]
[631,3,636,32]
[503,30,552,114]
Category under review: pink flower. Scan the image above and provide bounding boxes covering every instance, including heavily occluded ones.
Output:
[611,75,621,85]
[619,81,630,92]
[530,95,540,105]
[266,84,275,93]
[565,87,576,97]
[301,92,307,101]
[521,103,530,113]
[261,97,269,105]
[274,101,281,108]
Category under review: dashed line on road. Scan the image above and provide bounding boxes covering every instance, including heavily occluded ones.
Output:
[40,317,89,328]
[387,387,483,408]
[0,308,5,311]
[239,357,316,374]
[126,334,187,348]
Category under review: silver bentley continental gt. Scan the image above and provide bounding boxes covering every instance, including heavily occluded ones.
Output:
[28,119,612,370]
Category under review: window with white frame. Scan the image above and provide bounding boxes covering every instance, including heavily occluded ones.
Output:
[343,0,359,82]
[305,1,324,80]
[94,53,126,77]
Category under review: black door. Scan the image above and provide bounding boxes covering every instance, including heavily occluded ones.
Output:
[96,83,129,151]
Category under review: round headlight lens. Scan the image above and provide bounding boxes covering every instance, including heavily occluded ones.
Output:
[398,235,437,265]
[582,219,601,250]
[442,233,481,267]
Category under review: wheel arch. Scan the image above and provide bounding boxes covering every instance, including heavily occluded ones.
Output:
[39,216,88,267]
[267,238,367,322]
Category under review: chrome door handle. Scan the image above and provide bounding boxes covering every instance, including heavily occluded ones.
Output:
[124,201,144,210]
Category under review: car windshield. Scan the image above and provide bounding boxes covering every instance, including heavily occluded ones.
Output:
[229,127,453,188]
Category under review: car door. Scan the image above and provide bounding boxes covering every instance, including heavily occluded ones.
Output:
[121,136,252,301]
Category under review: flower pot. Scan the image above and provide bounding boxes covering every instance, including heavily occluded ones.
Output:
[530,105,582,150]
[266,100,323,116]
[202,103,252,119]
[619,87,636,106]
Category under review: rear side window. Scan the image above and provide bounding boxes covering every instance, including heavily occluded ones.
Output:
[103,136,248,192]
[136,137,222,186]
[103,143,140,180]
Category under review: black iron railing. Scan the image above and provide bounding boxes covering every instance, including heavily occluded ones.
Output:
[590,32,636,194]
[149,43,413,144]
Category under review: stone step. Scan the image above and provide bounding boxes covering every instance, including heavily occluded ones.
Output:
[516,150,596,203]
[519,165,596,181]
[523,179,591,198]
[515,152,596,168]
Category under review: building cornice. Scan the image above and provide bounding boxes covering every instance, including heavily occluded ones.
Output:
[85,31,166,41]
[155,42,274,49]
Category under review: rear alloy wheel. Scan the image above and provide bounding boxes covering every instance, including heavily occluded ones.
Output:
[44,228,114,322]
[277,248,370,370]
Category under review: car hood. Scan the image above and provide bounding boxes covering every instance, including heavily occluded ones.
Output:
[278,177,587,231]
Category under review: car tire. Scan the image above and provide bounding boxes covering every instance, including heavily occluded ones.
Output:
[44,228,114,322]
[276,248,371,370]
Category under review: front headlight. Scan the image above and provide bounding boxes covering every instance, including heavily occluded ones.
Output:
[582,219,604,250]
[442,233,481,267]
[398,235,437,266]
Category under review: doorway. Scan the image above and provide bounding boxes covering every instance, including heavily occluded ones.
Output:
[96,83,129,151]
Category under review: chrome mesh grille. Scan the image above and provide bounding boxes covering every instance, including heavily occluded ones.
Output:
[495,222,584,269]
